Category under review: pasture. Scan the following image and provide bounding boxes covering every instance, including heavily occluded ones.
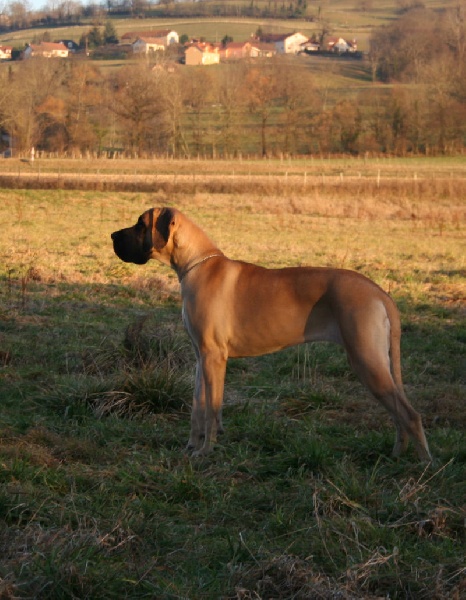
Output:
[0,156,465,598]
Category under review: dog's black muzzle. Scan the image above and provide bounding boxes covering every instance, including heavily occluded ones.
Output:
[111,228,150,265]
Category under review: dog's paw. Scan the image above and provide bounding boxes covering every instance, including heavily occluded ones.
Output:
[185,434,204,454]
[191,446,213,458]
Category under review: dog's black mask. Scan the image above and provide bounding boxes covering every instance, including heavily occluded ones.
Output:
[111,210,154,265]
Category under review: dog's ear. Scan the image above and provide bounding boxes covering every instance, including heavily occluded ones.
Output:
[152,207,176,251]
[142,208,155,253]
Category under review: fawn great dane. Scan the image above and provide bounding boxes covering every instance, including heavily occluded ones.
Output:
[111,207,431,462]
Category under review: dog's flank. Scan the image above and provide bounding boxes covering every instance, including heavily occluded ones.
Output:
[112,207,431,462]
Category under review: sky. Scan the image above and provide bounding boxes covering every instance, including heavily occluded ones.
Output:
[28,1,84,10]
[27,1,47,10]
[10,0,87,13]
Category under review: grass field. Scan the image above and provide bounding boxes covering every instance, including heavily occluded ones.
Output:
[0,156,465,598]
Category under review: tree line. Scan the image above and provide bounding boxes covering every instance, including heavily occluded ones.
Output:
[30,21,119,50]
[3,1,312,32]
[1,55,465,159]
[1,4,465,158]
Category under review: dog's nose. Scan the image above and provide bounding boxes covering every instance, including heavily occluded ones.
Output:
[111,232,116,240]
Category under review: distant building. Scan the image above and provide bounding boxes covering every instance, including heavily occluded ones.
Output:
[185,43,219,66]
[326,37,357,53]
[301,40,320,52]
[56,39,79,52]
[249,42,276,58]
[132,37,166,54]
[0,45,12,60]
[122,29,179,46]
[258,32,309,54]
[23,42,69,59]
[220,41,252,61]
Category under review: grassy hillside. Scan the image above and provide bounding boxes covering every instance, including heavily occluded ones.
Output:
[0,1,455,51]
[0,156,464,598]
[3,18,319,51]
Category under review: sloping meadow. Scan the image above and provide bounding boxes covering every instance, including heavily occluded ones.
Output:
[0,158,464,598]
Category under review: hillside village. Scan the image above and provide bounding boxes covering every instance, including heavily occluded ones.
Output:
[0,28,359,64]
[1,1,464,160]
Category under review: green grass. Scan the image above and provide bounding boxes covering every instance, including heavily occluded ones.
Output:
[0,158,465,598]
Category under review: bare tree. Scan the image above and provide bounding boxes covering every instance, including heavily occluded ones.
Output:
[155,65,189,157]
[418,56,466,153]
[110,62,166,154]
[444,1,466,76]
[2,58,65,153]
[215,62,246,156]
[242,62,280,156]
[183,68,214,156]
[64,63,102,152]
[8,0,31,28]
[275,59,313,154]
[370,7,439,82]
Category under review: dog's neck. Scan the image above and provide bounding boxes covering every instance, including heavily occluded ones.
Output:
[169,218,224,282]
[178,253,224,282]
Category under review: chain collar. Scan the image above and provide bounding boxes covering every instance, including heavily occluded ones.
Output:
[179,253,223,282]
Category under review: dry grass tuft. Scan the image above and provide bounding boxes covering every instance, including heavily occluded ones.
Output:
[235,554,357,599]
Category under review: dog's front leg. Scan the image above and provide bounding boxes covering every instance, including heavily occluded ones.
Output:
[187,361,205,452]
[191,350,227,457]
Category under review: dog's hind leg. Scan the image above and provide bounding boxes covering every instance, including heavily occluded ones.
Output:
[341,303,431,462]
[352,355,430,461]
[374,384,430,462]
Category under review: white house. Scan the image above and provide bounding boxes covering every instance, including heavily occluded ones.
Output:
[327,37,358,53]
[283,32,310,54]
[122,29,178,46]
[259,32,309,54]
[23,42,69,59]
[132,37,165,54]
